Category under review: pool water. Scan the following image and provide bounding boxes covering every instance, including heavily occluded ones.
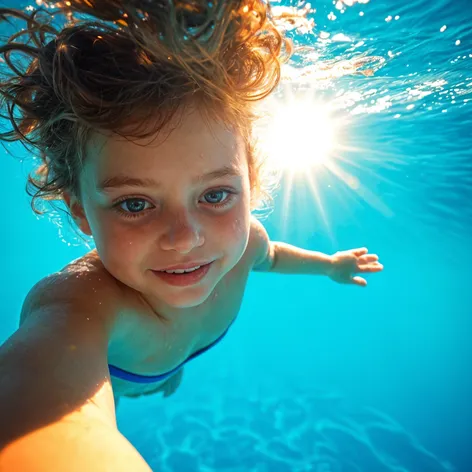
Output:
[1,0,471,471]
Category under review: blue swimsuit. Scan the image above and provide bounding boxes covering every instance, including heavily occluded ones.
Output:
[108,322,233,384]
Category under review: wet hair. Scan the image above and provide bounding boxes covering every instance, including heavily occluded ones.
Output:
[0,0,291,215]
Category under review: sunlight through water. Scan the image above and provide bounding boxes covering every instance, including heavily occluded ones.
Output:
[258,95,339,173]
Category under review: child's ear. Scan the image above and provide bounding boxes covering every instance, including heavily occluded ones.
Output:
[63,192,92,236]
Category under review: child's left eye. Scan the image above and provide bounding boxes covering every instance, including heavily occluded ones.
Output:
[202,190,233,206]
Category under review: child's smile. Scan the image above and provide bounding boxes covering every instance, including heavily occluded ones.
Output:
[151,260,215,287]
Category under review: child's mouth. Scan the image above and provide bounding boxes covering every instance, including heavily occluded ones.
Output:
[151,262,213,287]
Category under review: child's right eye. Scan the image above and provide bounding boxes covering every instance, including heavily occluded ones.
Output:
[114,198,154,216]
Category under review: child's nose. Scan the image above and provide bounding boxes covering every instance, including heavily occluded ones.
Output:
[158,212,204,253]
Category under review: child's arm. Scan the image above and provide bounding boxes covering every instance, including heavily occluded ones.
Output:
[0,274,152,471]
[250,217,383,286]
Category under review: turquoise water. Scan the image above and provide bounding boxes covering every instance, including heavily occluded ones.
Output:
[1,0,471,471]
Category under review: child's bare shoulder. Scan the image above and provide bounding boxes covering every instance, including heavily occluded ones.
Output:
[21,250,124,327]
[244,216,271,269]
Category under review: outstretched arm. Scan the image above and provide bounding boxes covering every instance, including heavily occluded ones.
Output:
[0,273,152,471]
[250,217,383,287]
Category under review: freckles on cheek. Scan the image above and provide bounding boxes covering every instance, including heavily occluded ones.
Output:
[96,223,139,258]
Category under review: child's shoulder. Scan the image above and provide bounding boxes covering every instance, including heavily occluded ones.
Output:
[20,250,124,328]
[245,216,271,269]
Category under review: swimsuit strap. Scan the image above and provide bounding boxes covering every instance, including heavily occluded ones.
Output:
[108,319,235,384]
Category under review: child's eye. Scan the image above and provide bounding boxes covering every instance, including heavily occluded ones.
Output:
[115,198,154,215]
[202,189,233,206]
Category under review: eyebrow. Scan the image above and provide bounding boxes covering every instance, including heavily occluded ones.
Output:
[98,165,242,192]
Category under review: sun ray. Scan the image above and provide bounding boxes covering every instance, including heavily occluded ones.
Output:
[324,160,394,217]
[305,170,334,239]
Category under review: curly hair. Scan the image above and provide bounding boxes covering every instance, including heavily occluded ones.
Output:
[0,0,291,215]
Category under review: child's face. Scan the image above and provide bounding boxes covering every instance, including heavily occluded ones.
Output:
[73,108,252,309]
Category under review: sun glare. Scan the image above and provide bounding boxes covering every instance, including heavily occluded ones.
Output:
[255,92,393,240]
[258,98,339,173]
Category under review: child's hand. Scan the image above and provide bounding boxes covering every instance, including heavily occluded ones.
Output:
[161,368,184,398]
[328,247,383,287]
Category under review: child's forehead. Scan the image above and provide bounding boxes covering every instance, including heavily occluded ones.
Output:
[89,108,245,157]
[83,114,248,184]
[89,127,245,166]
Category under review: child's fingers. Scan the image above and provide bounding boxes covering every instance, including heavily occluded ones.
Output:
[352,276,367,286]
[162,370,183,398]
[357,262,383,273]
[351,247,368,256]
[358,254,378,264]
[163,382,174,397]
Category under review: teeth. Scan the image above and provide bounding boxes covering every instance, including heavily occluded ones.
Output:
[164,265,201,274]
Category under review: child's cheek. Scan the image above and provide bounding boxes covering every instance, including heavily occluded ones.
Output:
[230,217,248,238]
[220,208,251,249]
[93,217,145,263]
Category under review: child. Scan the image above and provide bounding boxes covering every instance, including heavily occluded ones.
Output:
[0,1,382,469]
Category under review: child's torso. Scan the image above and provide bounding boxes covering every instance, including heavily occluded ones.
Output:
[66,249,255,398]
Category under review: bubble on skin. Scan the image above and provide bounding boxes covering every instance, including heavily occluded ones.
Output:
[231,219,242,234]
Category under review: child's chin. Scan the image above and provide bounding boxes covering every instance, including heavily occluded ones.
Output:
[165,292,211,309]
